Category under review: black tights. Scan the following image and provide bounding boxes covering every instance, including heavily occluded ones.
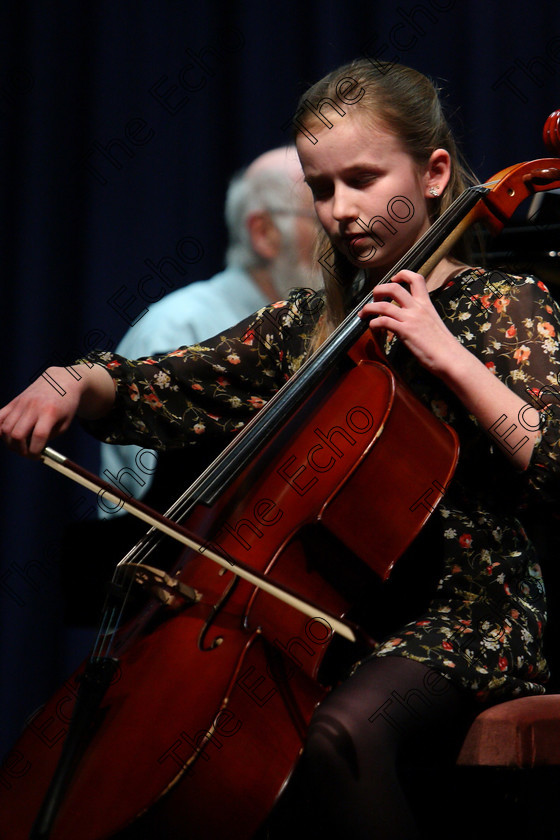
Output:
[268,655,476,839]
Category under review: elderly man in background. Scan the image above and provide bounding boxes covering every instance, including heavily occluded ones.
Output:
[99,145,319,516]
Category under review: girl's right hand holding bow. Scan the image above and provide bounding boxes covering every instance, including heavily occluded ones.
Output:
[0,364,115,458]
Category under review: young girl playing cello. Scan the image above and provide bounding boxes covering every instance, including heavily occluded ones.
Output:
[2,60,560,838]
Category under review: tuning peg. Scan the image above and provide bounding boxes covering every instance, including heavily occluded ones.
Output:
[543,110,560,154]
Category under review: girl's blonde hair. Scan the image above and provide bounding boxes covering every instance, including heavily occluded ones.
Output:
[294,59,477,348]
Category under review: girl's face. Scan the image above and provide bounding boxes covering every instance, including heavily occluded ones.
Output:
[296,114,448,279]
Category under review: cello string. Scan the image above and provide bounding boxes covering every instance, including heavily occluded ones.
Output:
[91,566,137,660]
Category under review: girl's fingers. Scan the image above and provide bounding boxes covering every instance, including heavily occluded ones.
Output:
[361,301,407,323]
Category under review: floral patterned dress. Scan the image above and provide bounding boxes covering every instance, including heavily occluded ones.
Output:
[83,269,560,704]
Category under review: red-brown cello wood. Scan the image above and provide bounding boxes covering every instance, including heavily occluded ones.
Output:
[2,113,560,840]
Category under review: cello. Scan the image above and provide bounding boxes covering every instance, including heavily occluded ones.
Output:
[2,111,560,840]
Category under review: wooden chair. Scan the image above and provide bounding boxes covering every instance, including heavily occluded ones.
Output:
[450,696,560,839]
[458,694,560,769]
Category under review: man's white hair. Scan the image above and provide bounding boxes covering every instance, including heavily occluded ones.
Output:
[224,147,305,271]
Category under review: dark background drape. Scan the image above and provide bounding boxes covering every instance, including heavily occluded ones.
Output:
[2,0,560,761]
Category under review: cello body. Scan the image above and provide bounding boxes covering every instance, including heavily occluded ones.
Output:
[0,342,459,839]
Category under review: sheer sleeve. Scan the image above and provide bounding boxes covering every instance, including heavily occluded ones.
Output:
[471,274,560,502]
[79,289,322,451]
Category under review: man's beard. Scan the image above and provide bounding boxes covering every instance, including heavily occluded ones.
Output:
[268,224,322,300]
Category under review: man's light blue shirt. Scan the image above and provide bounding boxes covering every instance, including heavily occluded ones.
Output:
[99,267,268,517]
